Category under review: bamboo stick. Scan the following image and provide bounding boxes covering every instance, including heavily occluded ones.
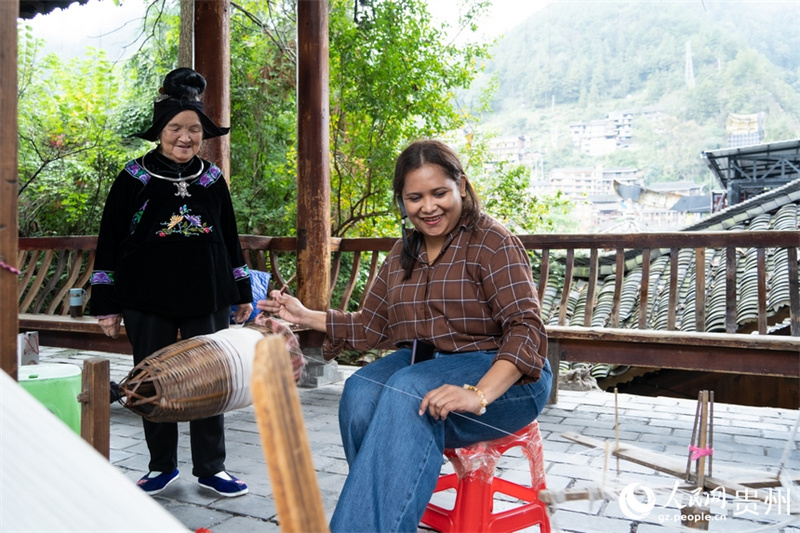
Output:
[686,391,702,482]
[251,336,329,533]
[696,391,709,488]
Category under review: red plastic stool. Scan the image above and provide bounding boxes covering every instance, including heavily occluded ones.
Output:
[420,420,550,533]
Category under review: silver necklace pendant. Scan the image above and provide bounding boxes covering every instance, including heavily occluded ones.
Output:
[139,152,203,198]
[174,181,191,198]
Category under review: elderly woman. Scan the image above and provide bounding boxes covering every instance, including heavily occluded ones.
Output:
[259,139,552,532]
[91,68,252,497]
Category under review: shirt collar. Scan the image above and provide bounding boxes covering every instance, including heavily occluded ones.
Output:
[417,213,475,264]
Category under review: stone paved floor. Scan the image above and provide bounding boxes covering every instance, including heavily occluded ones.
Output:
[34,346,800,532]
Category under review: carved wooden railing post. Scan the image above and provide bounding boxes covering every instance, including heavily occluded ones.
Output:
[78,358,110,459]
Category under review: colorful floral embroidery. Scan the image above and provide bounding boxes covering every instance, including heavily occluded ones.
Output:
[156,205,213,237]
[125,160,151,185]
[197,164,222,188]
[233,264,250,281]
[130,200,149,234]
[91,270,115,285]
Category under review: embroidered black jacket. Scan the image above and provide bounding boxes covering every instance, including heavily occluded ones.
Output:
[90,154,252,317]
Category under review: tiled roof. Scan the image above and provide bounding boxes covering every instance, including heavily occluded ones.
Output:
[543,177,799,380]
[702,138,800,191]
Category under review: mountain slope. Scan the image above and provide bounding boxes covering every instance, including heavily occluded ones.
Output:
[467,0,800,184]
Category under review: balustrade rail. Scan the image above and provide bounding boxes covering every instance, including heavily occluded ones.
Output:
[17,232,800,378]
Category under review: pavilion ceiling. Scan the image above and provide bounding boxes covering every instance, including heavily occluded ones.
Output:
[18,0,89,19]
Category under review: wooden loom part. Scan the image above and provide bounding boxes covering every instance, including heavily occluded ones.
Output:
[251,335,329,533]
[542,389,794,508]
[540,431,797,506]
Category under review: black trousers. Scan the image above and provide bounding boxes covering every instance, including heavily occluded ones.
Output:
[123,307,230,478]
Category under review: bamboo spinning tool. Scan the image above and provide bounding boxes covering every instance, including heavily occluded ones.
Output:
[681,390,714,530]
[118,318,305,423]
[252,335,329,533]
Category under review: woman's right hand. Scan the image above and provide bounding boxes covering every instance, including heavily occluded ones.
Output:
[98,314,122,339]
[257,290,307,325]
[256,290,327,332]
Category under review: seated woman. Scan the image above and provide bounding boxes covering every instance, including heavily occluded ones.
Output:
[258,139,551,533]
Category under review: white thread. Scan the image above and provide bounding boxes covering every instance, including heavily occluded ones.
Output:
[349,372,521,438]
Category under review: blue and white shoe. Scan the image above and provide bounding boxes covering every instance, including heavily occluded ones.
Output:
[137,469,179,495]
[197,471,248,497]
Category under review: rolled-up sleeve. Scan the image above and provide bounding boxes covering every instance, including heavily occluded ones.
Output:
[483,234,547,382]
[322,260,393,359]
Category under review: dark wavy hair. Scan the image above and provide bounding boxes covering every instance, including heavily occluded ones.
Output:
[392,139,481,278]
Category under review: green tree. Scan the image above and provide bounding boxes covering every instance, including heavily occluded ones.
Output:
[17,24,139,236]
[19,0,577,243]
[327,0,492,237]
[227,0,298,236]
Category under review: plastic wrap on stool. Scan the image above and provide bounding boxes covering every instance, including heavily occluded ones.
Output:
[422,420,550,533]
[446,420,546,488]
[119,318,305,422]
[447,440,498,483]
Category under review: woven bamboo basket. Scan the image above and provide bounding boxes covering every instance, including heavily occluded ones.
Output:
[118,317,305,423]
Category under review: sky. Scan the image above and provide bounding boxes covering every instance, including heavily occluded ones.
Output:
[429,0,551,41]
[24,0,148,61]
[25,0,552,59]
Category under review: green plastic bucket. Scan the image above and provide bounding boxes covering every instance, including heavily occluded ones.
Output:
[18,363,82,434]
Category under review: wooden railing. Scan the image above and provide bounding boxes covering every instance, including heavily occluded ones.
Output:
[519,232,799,335]
[17,232,800,379]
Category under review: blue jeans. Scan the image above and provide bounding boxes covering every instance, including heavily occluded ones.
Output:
[329,348,552,533]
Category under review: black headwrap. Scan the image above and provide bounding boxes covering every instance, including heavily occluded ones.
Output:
[132,68,230,142]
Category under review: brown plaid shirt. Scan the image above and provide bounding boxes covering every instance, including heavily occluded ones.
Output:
[323,214,548,382]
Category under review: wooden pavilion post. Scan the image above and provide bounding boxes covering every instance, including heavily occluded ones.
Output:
[178,0,194,68]
[194,0,231,181]
[296,0,331,315]
[0,0,19,380]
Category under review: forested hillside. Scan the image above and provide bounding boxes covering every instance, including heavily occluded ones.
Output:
[466,0,800,187]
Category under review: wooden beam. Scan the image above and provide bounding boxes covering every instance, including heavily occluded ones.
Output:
[252,335,329,533]
[296,0,331,313]
[0,0,19,380]
[19,314,132,355]
[515,231,800,249]
[547,326,800,377]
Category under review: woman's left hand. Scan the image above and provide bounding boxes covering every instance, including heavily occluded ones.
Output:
[232,303,253,324]
[419,384,485,420]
